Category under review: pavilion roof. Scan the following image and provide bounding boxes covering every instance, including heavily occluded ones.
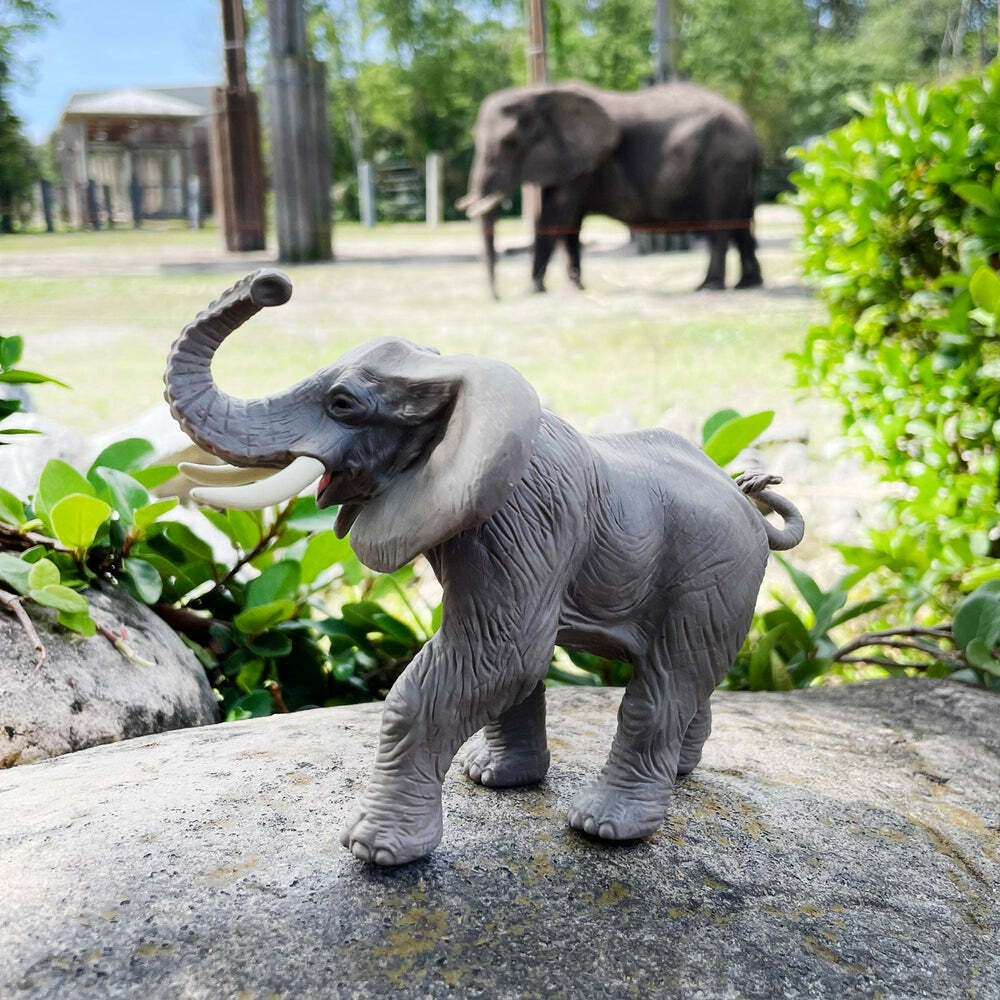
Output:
[61,87,208,121]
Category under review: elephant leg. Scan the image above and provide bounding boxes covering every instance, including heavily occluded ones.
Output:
[565,232,584,289]
[697,231,729,290]
[464,680,550,788]
[532,232,557,292]
[342,614,559,865]
[677,701,712,777]
[733,228,763,289]
[568,593,745,840]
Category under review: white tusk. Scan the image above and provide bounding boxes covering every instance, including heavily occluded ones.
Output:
[190,456,325,510]
[463,193,504,218]
[179,461,283,486]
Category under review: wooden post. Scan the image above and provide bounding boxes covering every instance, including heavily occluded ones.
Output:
[425,153,443,227]
[266,0,333,262]
[522,0,547,233]
[358,160,375,227]
[187,175,202,228]
[40,179,54,232]
[86,180,100,230]
[212,0,267,251]
[654,0,673,83]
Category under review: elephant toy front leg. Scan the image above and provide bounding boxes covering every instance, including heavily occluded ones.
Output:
[341,618,558,865]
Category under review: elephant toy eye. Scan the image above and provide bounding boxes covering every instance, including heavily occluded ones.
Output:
[325,386,366,423]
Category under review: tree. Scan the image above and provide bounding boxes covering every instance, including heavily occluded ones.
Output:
[0,1,53,232]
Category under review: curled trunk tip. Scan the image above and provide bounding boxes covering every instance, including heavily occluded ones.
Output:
[250,270,293,308]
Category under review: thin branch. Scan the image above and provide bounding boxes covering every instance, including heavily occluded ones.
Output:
[189,503,293,607]
[96,624,156,668]
[0,589,45,669]
[836,655,934,671]
[835,638,964,663]
[835,625,953,659]
[0,522,71,554]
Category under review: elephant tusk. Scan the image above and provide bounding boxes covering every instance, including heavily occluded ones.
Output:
[178,461,284,487]
[462,193,504,218]
[189,456,325,510]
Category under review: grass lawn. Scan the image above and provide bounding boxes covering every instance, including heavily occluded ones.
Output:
[0,205,823,438]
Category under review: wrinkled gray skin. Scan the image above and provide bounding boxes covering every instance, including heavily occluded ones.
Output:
[459,80,764,295]
[164,269,803,867]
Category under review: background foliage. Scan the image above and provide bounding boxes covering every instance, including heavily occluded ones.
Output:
[789,64,1000,612]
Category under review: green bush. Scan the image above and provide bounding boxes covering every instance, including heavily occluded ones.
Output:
[788,66,1000,609]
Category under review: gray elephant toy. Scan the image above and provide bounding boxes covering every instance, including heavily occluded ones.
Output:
[458,80,763,296]
[165,270,803,866]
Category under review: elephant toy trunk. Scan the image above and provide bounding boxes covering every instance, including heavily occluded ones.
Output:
[163,268,301,467]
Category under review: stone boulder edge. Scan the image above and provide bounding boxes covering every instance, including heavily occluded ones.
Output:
[0,679,997,999]
[0,582,219,767]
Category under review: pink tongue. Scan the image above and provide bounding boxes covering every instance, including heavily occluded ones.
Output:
[317,472,332,497]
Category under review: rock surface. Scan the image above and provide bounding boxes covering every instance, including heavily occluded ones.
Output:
[0,679,997,999]
[0,582,218,767]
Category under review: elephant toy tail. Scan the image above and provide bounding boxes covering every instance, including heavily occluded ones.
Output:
[735,471,805,552]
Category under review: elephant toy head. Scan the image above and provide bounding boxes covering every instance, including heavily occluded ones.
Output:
[163,269,541,572]
[458,82,621,218]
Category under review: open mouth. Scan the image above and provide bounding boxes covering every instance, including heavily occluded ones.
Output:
[316,468,378,511]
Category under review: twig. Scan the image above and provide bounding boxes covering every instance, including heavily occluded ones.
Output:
[190,503,293,607]
[0,522,71,554]
[96,624,156,668]
[836,655,933,671]
[835,638,964,663]
[0,589,45,669]
[835,625,954,660]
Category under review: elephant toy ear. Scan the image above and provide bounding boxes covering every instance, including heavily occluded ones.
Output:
[344,347,541,573]
[522,85,621,189]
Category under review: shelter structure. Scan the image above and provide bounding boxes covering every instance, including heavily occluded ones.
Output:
[54,87,217,228]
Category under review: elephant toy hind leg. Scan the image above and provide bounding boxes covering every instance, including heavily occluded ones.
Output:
[568,592,749,841]
[733,228,763,289]
[464,681,551,788]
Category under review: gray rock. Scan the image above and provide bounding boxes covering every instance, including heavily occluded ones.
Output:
[0,582,218,768]
[1,678,997,999]
[0,413,88,498]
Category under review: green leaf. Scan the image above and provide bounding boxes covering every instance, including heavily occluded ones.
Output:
[954,592,1000,649]
[0,335,24,370]
[749,624,787,691]
[963,640,1000,677]
[58,608,96,636]
[342,601,418,643]
[301,531,354,584]
[246,561,301,607]
[121,557,162,604]
[0,552,32,595]
[89,467,149,525]
[703,411,774,466]
[226,689,273,721]
[247,631,293,658]
[161,522,215,562]
[235,659,265,693]
[0,486,26,527]
[87,438,155,479]
[969,266,1000,315]
[285,497,341,532]
[233,600,296,635]
[829,598,889,628]
[202,509,261,551]
[35,459,95,521]
[27,559,59,590]
[776,555,826,615]
[131,464,178,490]
[0,369,69,387]
[30,583,88,613]
[50,494,112,551]
[954,182,1000,215]
[701,408,740,444]
[133,498,178,530]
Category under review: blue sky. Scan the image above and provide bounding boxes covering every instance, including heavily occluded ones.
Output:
[12,1,224,141]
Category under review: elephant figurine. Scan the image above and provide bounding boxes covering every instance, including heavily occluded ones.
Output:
[165,269,803,866]
[458,80,764,296]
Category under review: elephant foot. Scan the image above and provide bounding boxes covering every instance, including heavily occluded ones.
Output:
[340,791,443,866]
[532,279,547,293]
[568,272,584,291]
[676,747,703,777]
[567,779,668,841]
[734,273,763,289]
[696,277,726,291]
[463,733,550,788]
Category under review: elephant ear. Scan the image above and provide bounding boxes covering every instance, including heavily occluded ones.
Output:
[521,85,621,189]
[344,348,541,573]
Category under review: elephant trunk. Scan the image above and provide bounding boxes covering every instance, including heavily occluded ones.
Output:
[480,211,499,300]
[164,269,302,468]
